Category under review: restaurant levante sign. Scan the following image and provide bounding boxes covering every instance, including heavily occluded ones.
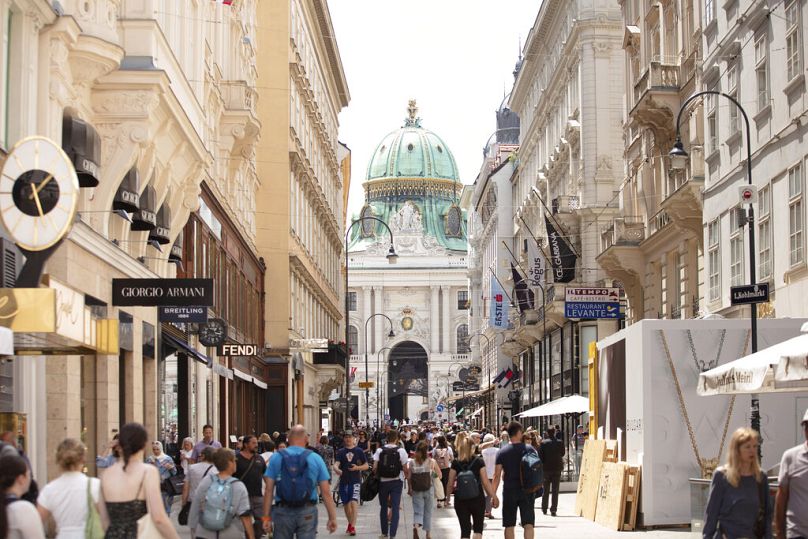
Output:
[112,278,214,307]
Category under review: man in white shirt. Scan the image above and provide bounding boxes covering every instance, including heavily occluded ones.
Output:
[776,408,808,539]
[373,430,410,539]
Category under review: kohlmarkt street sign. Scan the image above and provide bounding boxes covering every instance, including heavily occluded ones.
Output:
[730,283,770,305]
[564,286,622,319]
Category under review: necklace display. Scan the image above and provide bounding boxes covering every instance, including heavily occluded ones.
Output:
[658,329,750,479]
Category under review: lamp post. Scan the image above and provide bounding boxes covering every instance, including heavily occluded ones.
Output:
[448,361,470,423]
[364,313,395,427]
[376,346,392,425]
[670,91,761,441]
[467,332,492,426]
[344,216,397,428]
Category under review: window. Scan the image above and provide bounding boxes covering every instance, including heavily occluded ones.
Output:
[727,62,740,135]
[706,90,718,153]
[789,163,804,266]
[457,290,469,310]
[0,7,23,149]
[754,32,769,111]
[759,186,772,279]
[347,325,358,354]
[705,0,715,24]
[729,207,744,286]
[456,324,470,353]
[347,291,357,311]
[786,0,802,82]
[708,220,721,301]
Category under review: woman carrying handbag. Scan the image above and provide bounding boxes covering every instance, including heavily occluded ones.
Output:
[100,423,179,539]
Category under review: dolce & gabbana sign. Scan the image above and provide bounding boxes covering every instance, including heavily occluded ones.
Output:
[112,278,214,307]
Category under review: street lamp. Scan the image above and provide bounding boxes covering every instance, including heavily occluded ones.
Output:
[364,313,395,427]
[344,216,397,428]
[670,91,761,440]
[376,346,392,425]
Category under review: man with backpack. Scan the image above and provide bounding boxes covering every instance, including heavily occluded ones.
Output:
[235,435,268,538]
[188,447,255,539]
[492,421,540,539]
[539,427,565,517]
[262,425,337,538]
[372,430,410,539]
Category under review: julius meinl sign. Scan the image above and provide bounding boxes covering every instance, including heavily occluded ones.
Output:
[112,278,214,307]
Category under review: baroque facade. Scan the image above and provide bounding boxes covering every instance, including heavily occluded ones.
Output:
[0,0,263,480]
[256,0,349,435]
[347,103,470,425]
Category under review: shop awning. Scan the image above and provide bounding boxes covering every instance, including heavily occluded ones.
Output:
[163,333,211,367]
[253,378,267,389]
[698,322,808,395]
[515,394,589,418]
[470,407,484,418]
[212,362,233,379]
[131,185,157,231]
[62,115,100,187]
[113,167,140,213]
[233,368,252,382]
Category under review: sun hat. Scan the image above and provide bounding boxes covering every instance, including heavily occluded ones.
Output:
[483,433,495,443]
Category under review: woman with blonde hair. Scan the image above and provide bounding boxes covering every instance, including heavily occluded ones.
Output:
[703,428,772,538]
[407,441,442,539]
[179,437,194,476]
[37,438,109,538]
[447,435,498,539]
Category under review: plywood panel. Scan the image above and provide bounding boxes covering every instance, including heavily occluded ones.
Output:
[595,462,630,531]
[575,439,607,519]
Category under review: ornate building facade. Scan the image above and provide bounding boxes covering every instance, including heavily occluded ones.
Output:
[347,103,470,425]
[0,0,262,480]
[256,0,349,435]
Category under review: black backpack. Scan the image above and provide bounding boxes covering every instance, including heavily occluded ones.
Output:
[454,458,481,500]
[378,447,402,478]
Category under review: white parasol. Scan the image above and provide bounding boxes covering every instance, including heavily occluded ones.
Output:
[515,394,589,417]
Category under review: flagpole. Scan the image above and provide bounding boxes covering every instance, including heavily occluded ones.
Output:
[501,240,547,415]
[518,215,552,261]
[488,267,516,305]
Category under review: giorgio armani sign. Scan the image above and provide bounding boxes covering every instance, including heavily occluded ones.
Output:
[112,278,214,306]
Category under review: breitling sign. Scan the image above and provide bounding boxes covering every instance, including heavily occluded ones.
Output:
[112,278,214,307]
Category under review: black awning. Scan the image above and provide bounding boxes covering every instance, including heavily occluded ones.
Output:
[131,185,157,231]
[169,230,183,263]
[62,115,101,187]
[163,333,211,367]
[113,167,140,213]
[148,204,171,244]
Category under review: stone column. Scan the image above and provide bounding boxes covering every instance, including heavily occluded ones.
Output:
[430,286,440,352]
[373,286,384,354]
[442,286,452,353]
[362,286,372,354]
[46,356,82,480]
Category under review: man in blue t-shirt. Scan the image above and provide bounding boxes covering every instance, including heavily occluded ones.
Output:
[262,425,337,538]
[333,432,369,536]
[493,421,537,539]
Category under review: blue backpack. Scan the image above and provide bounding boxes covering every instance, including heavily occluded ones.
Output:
[200,476,237,531]
[520,447,543,494]
[277,449,315,506]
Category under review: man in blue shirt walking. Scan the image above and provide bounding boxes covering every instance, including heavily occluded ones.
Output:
[262,425,337,538]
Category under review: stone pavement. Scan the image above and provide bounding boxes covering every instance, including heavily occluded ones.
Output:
[171,487,693,538]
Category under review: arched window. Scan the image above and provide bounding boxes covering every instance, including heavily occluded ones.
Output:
[456,324,470,353]
[348,326,359,354]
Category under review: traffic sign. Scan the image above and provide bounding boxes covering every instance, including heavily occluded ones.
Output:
[565,287,622,319]
[730,283,769,305]
[358,381,374,389]
[436,403,445,413]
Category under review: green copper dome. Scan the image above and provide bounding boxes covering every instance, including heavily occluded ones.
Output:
[366,102,459,181]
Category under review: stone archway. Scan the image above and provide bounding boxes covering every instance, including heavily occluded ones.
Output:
[387,341,428,422]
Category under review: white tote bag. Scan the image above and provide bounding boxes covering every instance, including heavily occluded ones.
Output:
[136,474,163,539]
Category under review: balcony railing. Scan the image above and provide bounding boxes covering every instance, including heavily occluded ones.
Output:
[648,208,673,236]
[313,343,348,366]
[600,216,645,252]
[633,57,681,108]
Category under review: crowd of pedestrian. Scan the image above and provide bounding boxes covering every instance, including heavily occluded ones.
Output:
[0,407,805,538]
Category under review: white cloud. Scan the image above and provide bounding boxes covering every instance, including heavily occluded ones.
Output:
[330,0,541,221]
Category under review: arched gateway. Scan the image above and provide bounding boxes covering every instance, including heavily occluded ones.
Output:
[387,341,428,421]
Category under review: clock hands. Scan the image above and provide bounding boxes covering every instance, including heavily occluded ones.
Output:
[30,186,46,218]
[28,173,54,200]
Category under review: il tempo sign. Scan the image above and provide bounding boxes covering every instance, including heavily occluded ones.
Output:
[219,343,261,357]
[112,279,214,306]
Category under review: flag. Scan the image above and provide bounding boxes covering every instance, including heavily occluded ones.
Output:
[350,367,357,383]
[545,216,577,283]
[213,0,233,5]
[503,369,520,388]
[510,263,534,312]
[492,369,507,385]
[498,368,514,388]
[527,239,546,287]
[489,278,509,329]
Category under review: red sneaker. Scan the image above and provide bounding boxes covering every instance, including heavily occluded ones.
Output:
[348,524,356,536]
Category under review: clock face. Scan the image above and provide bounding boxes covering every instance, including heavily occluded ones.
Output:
[199,318,227,347]
[0,137,79,251]
[401,316,413,331]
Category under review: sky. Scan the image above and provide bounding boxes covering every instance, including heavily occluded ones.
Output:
[329,0,541,220]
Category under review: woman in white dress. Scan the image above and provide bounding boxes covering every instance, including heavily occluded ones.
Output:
[1,453,44,538]
[180,437,194,476]
[37,438,109,538]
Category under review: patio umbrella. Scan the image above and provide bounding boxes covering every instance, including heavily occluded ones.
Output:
[698,322,808,395]
[515,394,589,418]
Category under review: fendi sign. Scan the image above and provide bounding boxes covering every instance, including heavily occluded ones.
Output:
[219,343,260,357]
[112,278,214,306]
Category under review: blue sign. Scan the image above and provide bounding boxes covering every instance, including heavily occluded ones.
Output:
[564,301,622,319]
[436,403,445,413]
